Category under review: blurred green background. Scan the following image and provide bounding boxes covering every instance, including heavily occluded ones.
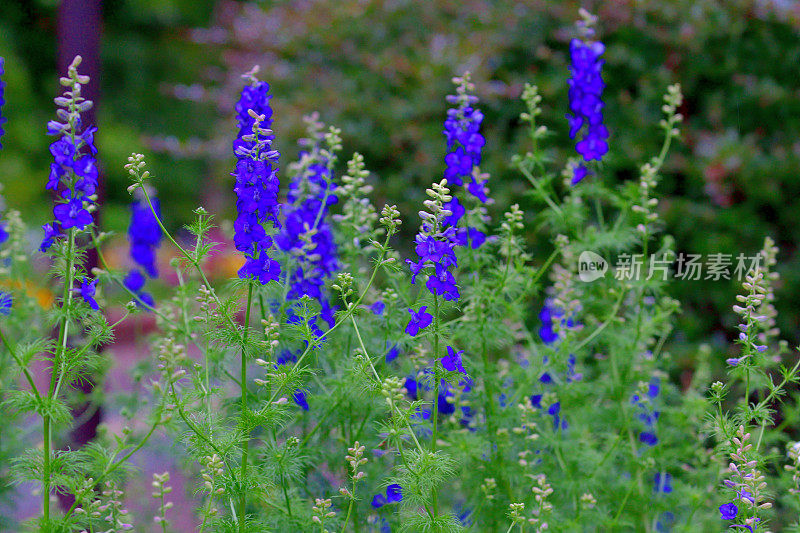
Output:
[2,0,800,369]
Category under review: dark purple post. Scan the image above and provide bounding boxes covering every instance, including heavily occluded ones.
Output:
[56,0,103,509]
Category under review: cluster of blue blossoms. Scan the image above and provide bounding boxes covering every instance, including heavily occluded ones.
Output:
[42,59,99,251]
[276,129,339,337]
[407,229,460,303]
[441,75,488,249]
[123,194,162,308]
[442,75,487,207]
[232,80,282,285]
[566,24,609,184]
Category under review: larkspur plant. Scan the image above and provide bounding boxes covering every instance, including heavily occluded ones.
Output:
[2,11,800,533]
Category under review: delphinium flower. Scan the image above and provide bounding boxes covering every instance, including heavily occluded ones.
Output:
[443,73,486,204]
[440,346,467,374]
[530,292,582,424]
[655,511,676,533]
[371,483,403,508]
[0,219,7,246]
[565,9,609,184]
[406,179,460,301]
[405,305,432,336]
[128,192,161,277]
[530,393,567,431]
[42,55,98,250]
[441,379,474,427]
[0,57,6,148]
[232,68,281,285]
[0,291,11,316]
[720,502,738,520]
[124,187,162,308]
[370,300,385,315]
[77,276,99,310]
[440,73,490,249]
[384,343,400,363]
[435,345,473,425]
[276,114,340,336]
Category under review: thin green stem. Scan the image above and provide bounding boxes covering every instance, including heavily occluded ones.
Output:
[281,474,293,517]
[239,282,254,533]
[349,315,424,453]
[430,292,441,518]
[517,164,563,217]
[43,227,77,524]
[573,291,625,354]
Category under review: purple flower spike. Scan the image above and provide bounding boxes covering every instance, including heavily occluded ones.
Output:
[42,58,98,244]
[232,78,281,286]
[274,115,339,339]
[565,25,609,184]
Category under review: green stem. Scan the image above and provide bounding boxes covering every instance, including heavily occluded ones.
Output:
[518,164,563,217]
[239,282,254,532]
[170,384,232,471]
[349,315,424,453]
[160,491,168,533]
[340,475,358,533]
[281,474,293,517]
[529,248,559,289]
[430,292,441,517]
[573,291,625,354]
[44,227,76,523]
